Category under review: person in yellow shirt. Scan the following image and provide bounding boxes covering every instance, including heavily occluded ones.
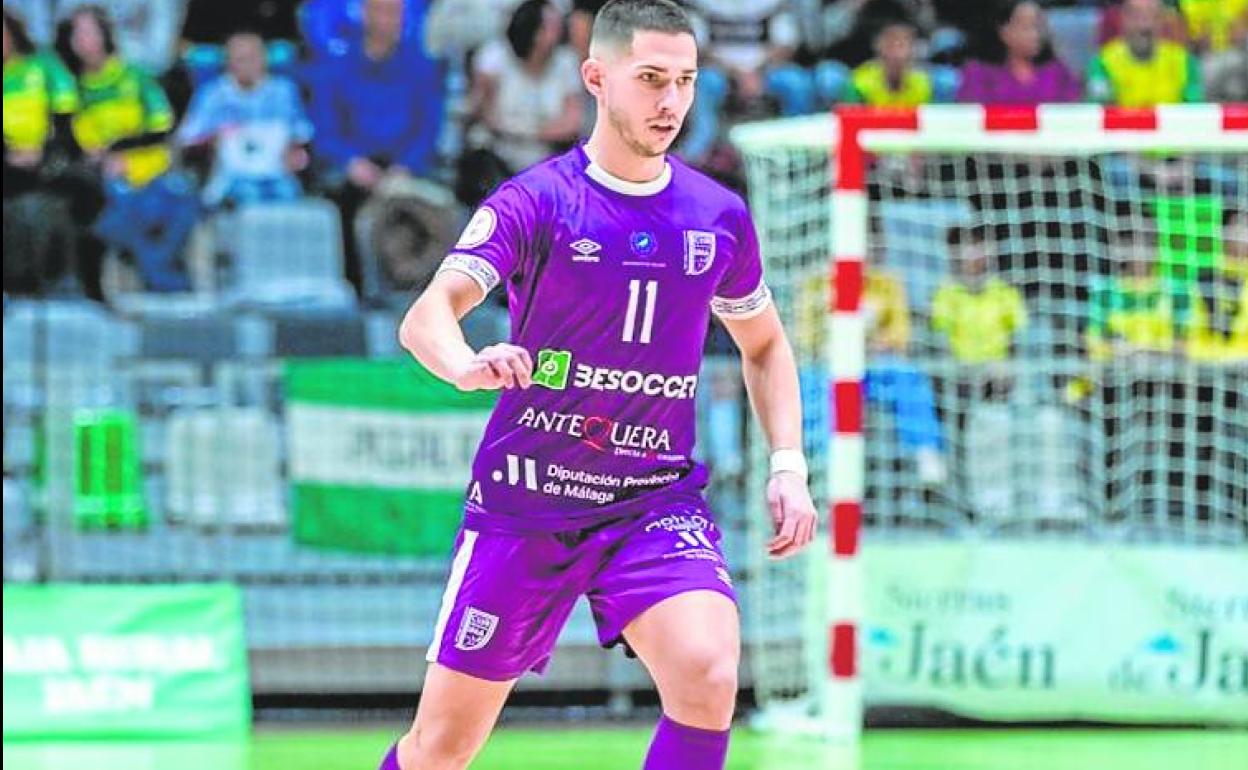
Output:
[932,224,1028,367]
[55,5,198,293]
[1087,0,1202,106]
[843,18,933,107]
[1186,208,1248,361]
[3,8,80,294]
[1179,0,1248,54]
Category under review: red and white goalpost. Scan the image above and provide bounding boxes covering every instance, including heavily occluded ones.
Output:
[734,103,1248,740]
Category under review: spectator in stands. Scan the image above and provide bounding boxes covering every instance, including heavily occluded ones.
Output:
[3,8,81,295]
[863,268,948,485]
[56,5,198,293]
[679,0,815,164]
[423,0,514,59]
[1084,229,1182,363]
[958,0,1082,105]
[1087,0,1202,106]
[466,0,583,175]
[302,0,421,61]
[176,29,312,208]
[1185,209,1247,361]
[933,224,1028,367]
[1202,7,1248,101]
[839,16,932,106]
[1177,0,1248,56]
[1095,0,1185,47]
[309,0,444,295]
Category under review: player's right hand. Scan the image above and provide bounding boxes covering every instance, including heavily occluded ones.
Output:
[451,344,533,391]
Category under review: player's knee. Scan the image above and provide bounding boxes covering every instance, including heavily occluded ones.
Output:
[404,722,482,770]
[664,646,739,723]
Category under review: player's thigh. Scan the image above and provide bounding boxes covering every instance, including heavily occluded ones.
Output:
[407,662,514,754]
[622,590,740,724]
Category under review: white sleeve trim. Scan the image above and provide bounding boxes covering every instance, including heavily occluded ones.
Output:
[712,281,772,320]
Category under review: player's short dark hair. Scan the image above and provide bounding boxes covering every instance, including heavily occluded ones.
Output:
[591,0,694,53]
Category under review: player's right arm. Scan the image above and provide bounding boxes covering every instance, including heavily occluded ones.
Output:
[398,269,532,392]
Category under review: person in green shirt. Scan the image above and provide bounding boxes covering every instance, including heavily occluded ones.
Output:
[3,8,80,294]
[55,5,197,293]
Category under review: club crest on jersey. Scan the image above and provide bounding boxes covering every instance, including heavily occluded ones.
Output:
[683,230,716,276]
[455,607,499,651]
[630,231,658,258]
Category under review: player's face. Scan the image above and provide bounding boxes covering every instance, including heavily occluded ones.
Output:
[595,31,697,158]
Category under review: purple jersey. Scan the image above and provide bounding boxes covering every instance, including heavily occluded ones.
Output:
[437,145,770,532]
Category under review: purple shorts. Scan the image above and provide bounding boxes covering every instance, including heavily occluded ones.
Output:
[425,496,736,681]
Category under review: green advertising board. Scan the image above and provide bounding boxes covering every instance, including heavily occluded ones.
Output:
[2,583,250,739]
[863,543,1248,725]
[284,358,496,556]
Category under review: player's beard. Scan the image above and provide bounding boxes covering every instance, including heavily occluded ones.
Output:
[607,103,670,159]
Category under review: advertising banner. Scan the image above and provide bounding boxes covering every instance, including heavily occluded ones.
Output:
[3,583,250,738]
[864,542,1247,724]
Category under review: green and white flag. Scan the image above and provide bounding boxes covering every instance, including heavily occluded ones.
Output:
[284,359,496,556]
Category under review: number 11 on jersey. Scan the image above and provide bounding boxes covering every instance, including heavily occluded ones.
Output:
[622,279,658,344]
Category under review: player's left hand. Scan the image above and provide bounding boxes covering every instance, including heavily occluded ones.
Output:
[766,471,818,560]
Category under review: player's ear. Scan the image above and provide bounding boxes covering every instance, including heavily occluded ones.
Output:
[582,57,606,98]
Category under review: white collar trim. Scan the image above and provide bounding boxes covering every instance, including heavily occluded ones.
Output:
[585,160,672,196]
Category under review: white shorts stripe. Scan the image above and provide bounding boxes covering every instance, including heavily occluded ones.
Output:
[426,529,479,663]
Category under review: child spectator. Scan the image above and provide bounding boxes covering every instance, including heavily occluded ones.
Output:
[933,224,1028,366]
[841,16,932,106]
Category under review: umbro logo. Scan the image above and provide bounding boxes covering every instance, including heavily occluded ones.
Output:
[570,238,602,262]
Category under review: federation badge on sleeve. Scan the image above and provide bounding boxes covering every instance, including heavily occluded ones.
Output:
[684,230,716,276]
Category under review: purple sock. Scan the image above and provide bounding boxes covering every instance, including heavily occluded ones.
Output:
[378,741,401,770]
[642,715,730,770]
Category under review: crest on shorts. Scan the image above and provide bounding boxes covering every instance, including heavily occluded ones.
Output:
[683,230,716,276]
[454,606,499,651]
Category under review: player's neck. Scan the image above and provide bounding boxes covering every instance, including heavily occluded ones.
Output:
[584,130,666,185]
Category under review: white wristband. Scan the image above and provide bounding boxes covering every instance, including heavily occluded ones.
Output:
[769,448,808,480]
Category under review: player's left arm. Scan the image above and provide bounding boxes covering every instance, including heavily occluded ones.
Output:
[720,306,818,560]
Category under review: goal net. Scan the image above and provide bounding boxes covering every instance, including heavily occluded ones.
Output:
[731,105,1248,739]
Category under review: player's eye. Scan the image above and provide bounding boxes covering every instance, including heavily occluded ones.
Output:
[640,72,659,84]
[677,75,695,87]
